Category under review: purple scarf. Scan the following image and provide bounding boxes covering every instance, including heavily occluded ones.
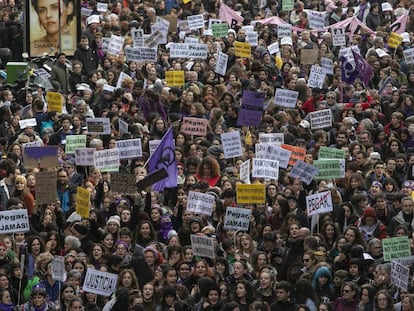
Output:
[160,215,173,241]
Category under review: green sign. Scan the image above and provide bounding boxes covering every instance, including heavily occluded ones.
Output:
[318,147,345,159]
[65,135,87,154]
[314,159,345,179]
[282,0,294,11]
[382,236,411,262]
[212,23,229,38]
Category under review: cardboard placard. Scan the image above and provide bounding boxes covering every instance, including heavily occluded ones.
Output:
[236,184,266,204]
[110,173,137,195]
[0,210,30,234]
[35,171,57,205]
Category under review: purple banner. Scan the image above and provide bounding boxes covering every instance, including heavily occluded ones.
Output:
[237,91,265,127]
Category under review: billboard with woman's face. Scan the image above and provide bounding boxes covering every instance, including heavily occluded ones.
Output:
[28,0,78,56]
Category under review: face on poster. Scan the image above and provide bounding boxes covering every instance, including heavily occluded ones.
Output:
[29,0,77,56]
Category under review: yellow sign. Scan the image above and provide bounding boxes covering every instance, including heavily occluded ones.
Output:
[183,0,191,3]
[46,92,63,113]
[236,184,266,204]
[165,71,185,87]
[234,41,252,58]
[388,32,403,49]
[76,187,90,218]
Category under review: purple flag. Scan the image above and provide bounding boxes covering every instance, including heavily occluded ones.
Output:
[341,56,358,84]
[352,51,373,86]
[148,127,177,191]
[237,91,264,127]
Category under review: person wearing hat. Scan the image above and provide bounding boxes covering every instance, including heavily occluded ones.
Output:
[72,223,93,255]
[355,207,386,241]
[21,284,55,311]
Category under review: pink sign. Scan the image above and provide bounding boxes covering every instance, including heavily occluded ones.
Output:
[182,117,208,136]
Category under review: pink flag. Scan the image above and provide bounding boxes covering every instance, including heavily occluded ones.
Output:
[391,11,408,34]
[219,3,243,26]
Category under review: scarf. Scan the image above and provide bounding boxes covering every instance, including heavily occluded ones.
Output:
[34,303,48,311]
[159,215,173,241]
[358,3,368,21]
[0,302,14,311]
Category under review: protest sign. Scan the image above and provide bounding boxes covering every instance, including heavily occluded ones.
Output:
[308,10,325,29]
[277,24,292,38]
[237,91,264,126]
[83,269,118,297]
[116,139,142,159]
[107,35,125,55]
[35,171,57,205]
[321,57,334,75]
[76,187,90,218]
[187,14,205,30]
[102,37,110,53]
[185,37,199,44]
[22,141,43,149]
[318,146,345,159]
[125,47,157,62]
[136,168,168,191]
[300,49,319,65]
[144,30,164,48]
[165,71,185,86]
[187,191,215,216]
[223,207,251,231]
[289,160,319,185]
[116,72,132,89]
[221,131,243,159]
[239,160,250,184]
[267,42,279,55]
[51,256,65,282]
[208,18,222,28]
[19,118,37,129]
[234,41,251,58]
[258,133,284,145]
[86,118,111,135]
[215,51,228,76]
[331,28,346,47]
[131,29,144,47]
[110,174,137,195]
[149,140,161,156]
[282,0,294,11]
[382,237,411,262]
[46,92,63,113]
[274,88,298,108]
[190,235,215,259]
[306,191,333,217]
[96,2,107,12]
[391,261,409,291]
[236,184,266,204]
[23,146,58,169]
[314,159,345,179]
[65,135,87,154]
[281,144,306,166]
[75,148,95,166]
[246,31,258,46]
[388,32,403,49]
[212,23,228,37]
[256,144,291,169]
[182,117,208,136]
[118,119,129,135]
[0,210,30,234]
[94,149,120,172]
[308,66,327,88]
[309,109,332,129]
[403,48,414,65]
[252,158,279,179]
[169,43,208,59]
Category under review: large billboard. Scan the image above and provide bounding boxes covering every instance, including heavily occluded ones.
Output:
[28,0,78,57]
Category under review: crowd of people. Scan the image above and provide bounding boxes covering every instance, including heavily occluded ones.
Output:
[1,0,414,311]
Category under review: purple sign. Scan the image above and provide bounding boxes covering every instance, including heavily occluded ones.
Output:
[23,146,59,169]
[237,91,265,127]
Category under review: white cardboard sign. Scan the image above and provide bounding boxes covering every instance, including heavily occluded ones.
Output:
[0,210,30,234]
[221,131,243,159]
[223,207,251,231]
[116,139,143,159]
[309,109,332,130]
[252,158,279,179]
[306,191,333,217]
[190,235,215,259]
[83,269,118,297]
[94,149,120,170]
[275,88,299,108]
[186,191,215,216]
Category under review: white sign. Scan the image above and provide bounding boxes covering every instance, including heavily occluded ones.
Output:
[125,46,157,63]
[321,57,334,75]
[221,131,243,159]
[169,43,208,59]
[19,118,37,129]
[306,191,333,217]
[309,109,332,129]
[258,133,284,145]
[75,148,95,166]
[239,160,250,184]
[246,31,258,46]
[116,139,142,159]
[83,269,118,297]
[186,191,215,216]
[51,256,65,282]
[23,141,43,148]
[403,48,414,65]
[275,88,298,108]
[102,37,110,53]
[190,235,215,259]
[308,66,327,89]
[86,118,111,135]
[289,160,319,185]
[107,35,125,55]
[268,42,279,55]
[187,14,205,30]
[185,37,199,44]
[94,149,120,170]
[391,261,409,291]
[256,144,291,169]
[96,2,108,12]
[308,10,325,30]
[131,29,144,47]
[118,119,129,135]
[0,209,30,234]
[144,30,164,48]
[277,24,292,38]
[116,72,132,89]
[331,27,346,47]
[252,158,279,179]
[223,207,251,231]
[215,51,228,76]
[149,140,161,156]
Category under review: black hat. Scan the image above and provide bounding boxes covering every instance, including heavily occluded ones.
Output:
[74,224,88,235]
